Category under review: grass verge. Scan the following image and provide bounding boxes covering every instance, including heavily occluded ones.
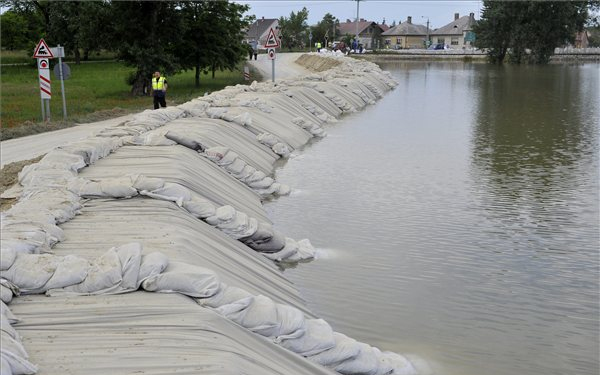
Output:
[1,60,252,139]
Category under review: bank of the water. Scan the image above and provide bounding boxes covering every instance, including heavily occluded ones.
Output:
[266,61,599,375]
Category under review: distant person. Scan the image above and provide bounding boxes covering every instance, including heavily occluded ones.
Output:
[246,42,253,60]
[316,41,322,52]
[151,71,167,109]
[250,40,258,60]
[351,39,358,53]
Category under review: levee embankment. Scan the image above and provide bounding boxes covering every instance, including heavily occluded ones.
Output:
[1,53,428,375]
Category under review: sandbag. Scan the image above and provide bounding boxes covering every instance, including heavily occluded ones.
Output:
[277,318,336,357]
[140,182,192,207]
[57,248,123,295]
[1,332,38,375]
[40,255,89,292]
[141,261,221,298]
[0,249,17,271]
[307,333,361,367]
[130,175,165,192]
[137,252,169,287]
[164,131,205,152]
[197,284,253,308]
[182,198,217,219]
[221,295,280,337]
[333,343,379,375]
[246,230,286,253]
[0,254,57,292]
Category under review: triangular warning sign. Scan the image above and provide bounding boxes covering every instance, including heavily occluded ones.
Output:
[264,28,280,48]
[33,39,54,58]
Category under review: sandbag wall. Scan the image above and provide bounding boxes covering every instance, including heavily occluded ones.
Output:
[0,54,424,375]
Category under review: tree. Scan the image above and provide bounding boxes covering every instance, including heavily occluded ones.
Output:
[0,11,32,50]
[278,7,309,50]
[474,1,593,64]
[47,1,111,64]
[110,1,184,96]
[177,1,252,87]
[310,13,338,47]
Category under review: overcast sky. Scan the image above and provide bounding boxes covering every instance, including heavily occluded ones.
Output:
[236,0,482,30]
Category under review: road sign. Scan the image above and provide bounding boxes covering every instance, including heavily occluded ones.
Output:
[38,58,49,69]
[54,62,71,80]
[267,48,276,60]
[39,68,51,99]
[264,27,279,48]
[33,39,54,58]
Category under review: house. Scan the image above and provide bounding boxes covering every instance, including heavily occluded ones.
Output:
[337,19,387,49]
[430,13,477,49]
[381,16,429,49]
[574,31,589,48]
[245,17,279,48]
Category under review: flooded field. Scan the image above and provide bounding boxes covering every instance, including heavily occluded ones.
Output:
[266,61,599,375]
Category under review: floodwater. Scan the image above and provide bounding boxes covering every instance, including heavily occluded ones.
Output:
[266,62,599,375]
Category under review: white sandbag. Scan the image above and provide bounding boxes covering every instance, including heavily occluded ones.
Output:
[222,295,280,337]
[276,184,292,196]
[333,343,380,375]
[140,182,192,207]
[100,178,138,198]
[216,150,239,167]
[224,158,246,175]
[378,352,418,375]
[272,143,291,157]
[205,205,236,226]
[273,303,307,339]
[18,166,76,189]
[141,261,221,298]
[164,131,205,151]
[130,175,165,192]
[39,150,87,172]
[137,252,169,287]
[1,332,38,375]
[232,112,252,126]
[57,248,123,295]
[0,254,57,292]
[247,230,286,253]
[277,318,336,357]
[1,314,19,340]
[254,184,279,198]
[231,164,256,180]
[285,239,316,262]
[308,333,361,367]
[68,178,102,196]
[247,177,274,189]
[261,238,299,262]
[0,249,17,271]
[40,255,89,291]
[197,284,253,308]
[204,146,229,162]
[116,243,142,290]
[256,133,279,147]
[182,197,217,219]
[213,295,254,316]
[243,170,266,184]
[0,285,13,304]
[0,302,19,324]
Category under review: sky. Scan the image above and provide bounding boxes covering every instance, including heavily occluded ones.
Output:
[236,0,482,30]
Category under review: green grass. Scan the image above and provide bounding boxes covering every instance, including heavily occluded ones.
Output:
[1,49,118,65]
[0,60,255,136]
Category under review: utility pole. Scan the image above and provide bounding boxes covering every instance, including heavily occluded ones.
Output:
[422,16,430,48]
[355,0,361,43]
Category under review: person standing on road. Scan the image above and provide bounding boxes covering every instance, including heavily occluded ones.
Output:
[151,71,168,109]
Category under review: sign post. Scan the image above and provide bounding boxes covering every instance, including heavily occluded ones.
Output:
[52,45,68,119]
[264,28,280,83]
[33,39,54,122]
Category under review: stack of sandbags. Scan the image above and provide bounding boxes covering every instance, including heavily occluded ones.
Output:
[67,176,313,262]
[96,108,186,138]
[1,301,37,375]
[204,146,290,197]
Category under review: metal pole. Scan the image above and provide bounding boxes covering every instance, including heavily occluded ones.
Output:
[271,59,275,82]
[45,99,51,122]
[355,0,360,42]
[58,45,67,119]
[40,96,45,122]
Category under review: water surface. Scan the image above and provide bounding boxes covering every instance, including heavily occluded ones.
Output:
[266,62,599,375]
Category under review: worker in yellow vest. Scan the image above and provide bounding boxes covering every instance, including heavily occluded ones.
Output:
[316,41,322,53]
[151,71,168,109]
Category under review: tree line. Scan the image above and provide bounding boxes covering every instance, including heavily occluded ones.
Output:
[472,1,598,64]
[0,0,254,95]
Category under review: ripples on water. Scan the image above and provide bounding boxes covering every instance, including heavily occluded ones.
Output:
[266,62,599,375]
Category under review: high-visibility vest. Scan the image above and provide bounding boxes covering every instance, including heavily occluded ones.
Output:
[152,76,166,90]
[316,42,321,48]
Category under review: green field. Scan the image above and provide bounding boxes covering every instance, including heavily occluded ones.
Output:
[0,59,258,138]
